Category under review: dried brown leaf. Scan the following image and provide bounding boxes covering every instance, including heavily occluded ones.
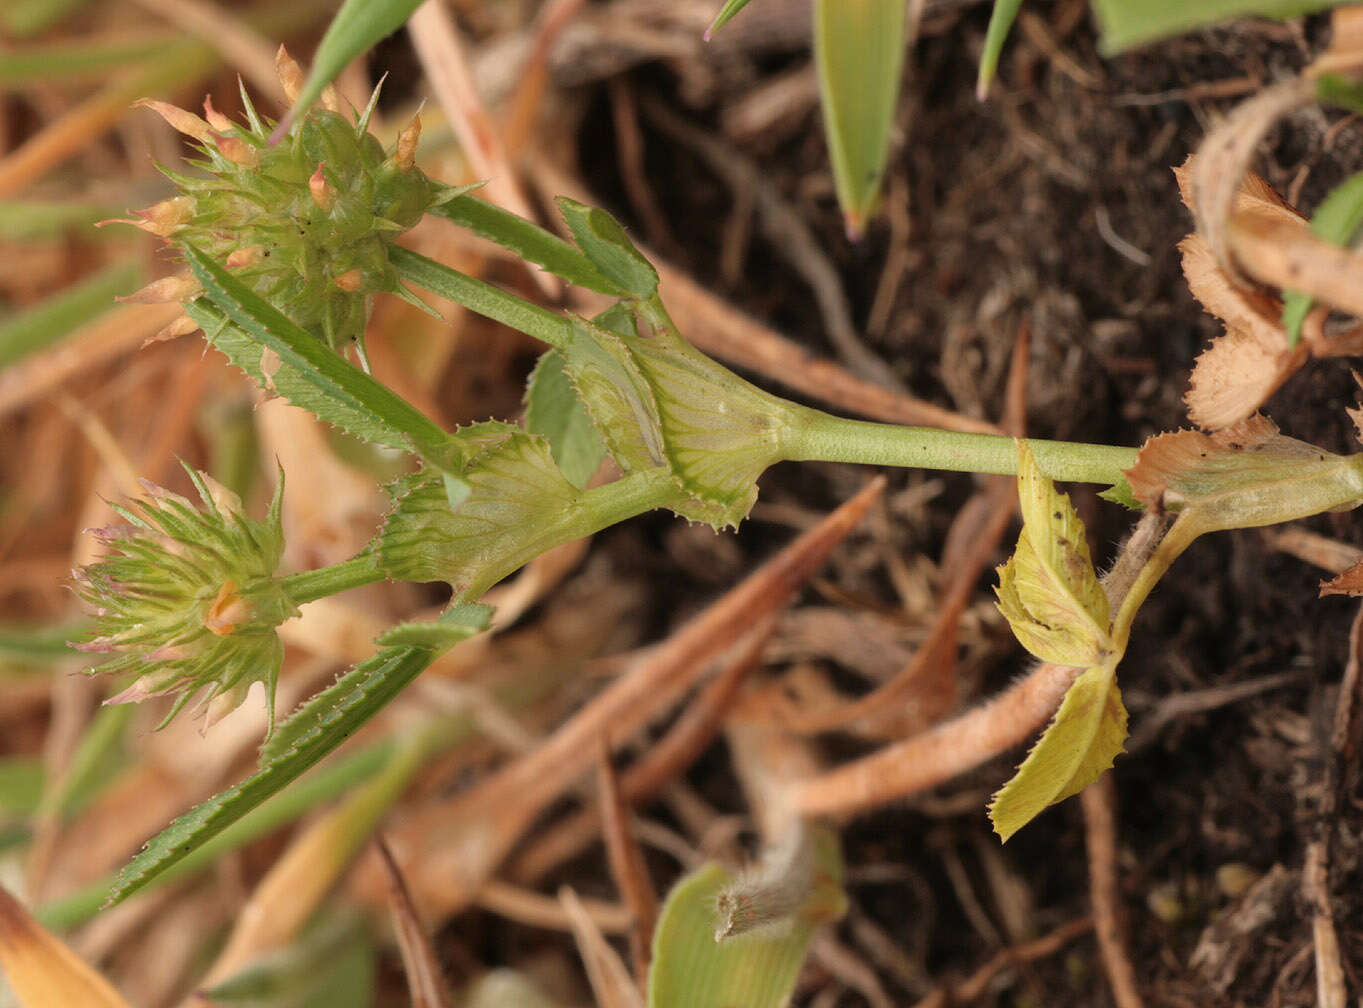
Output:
[1227,210,1363,321]
[1320,557,1363,597]
[376,839,452,1008]
[0,886,134,1008]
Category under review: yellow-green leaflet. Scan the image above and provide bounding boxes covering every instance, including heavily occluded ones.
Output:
[994,441,1111,667]
[814,0,906,238]
[646,828,845,1007]
[988,660,1128,841]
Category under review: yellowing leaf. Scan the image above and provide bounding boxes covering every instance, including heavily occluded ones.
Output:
[1125,415,1363,534]
[995,441,1110,666]
[988,659,1127,842]
[0,886,134,1008]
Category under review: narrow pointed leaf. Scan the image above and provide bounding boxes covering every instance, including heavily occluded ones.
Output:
[431,196,623,296]
[280,0,424,132]
[988,659,1127,841]
[814,0,906,238]
[976,0,1024,99]
[705,0,758,39]
[555,198,658,299]
[184,246,467,486]
[107,605,486,908]
[525,349,607,489]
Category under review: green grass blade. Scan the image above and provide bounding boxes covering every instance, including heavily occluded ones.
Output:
[1282,168,1363,345]
[277,0,425,137]
[0,33,167,87]
[105,643,444,907]
[704,0,759,39]
[0,0,90,37]
[0,262,140,370]
[37,739,395,930]
[430,195,623,296]
[814,0,907,239]
[184,244,467,481]
[390,245,573,349]
[977,0,1025,99]
[1093,0,1339,53]
[0,757,43,818]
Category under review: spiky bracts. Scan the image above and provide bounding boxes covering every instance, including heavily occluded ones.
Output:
[72,467,297,729]
[122,48,456,361]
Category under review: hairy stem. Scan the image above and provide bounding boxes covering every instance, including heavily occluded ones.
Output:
[784,408,1139,485]
[279,552,384,606]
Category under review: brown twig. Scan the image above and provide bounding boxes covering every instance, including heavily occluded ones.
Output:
[375,838,452,1008]
[509,616,772,883]
[1081,774,1145,1008]
[596,738,659,984]
[909,917,1093,1008]
[368,479,883,920]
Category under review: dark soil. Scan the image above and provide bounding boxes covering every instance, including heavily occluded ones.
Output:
[532,2,1363,1005]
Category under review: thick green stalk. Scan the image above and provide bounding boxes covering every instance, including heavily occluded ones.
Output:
[279,553,384,606]
[783,408,1139,486]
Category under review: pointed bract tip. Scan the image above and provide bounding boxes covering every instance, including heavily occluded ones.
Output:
[703,27,713,42]
[395,113,422,171]
[275,45,304,104]
[215,135,260,167]
[136,99,213,143]
[118,276,202,305]
[843,212,866,243]
[202,94,232,132]
[146,315,200,346]
[309,162,337,211]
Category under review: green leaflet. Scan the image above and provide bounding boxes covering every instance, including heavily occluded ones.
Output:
[389,244,572,349]
[525,349,607,489]
[988,660,1128,841]
[561,316,667,475]
[704,0,759,39]
[995,441,1111,666]
[431,195,623,296]
[1092,0,1339,53]
[374,603,498,649]
[646,827,846,1008]
[379,429,582,591]
[814,0,906,238]
[977,0,1024,100]
[279,0,424,136]
[184,246,468,491]
[107,606,490,907]
[555,197,659,299]
[1282,168,1363,345]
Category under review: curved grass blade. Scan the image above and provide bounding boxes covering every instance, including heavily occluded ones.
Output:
[273,0,424,139]
[184,244,467,485]
[704,0,758,40]
[814,0,906,239]
[430,195,622,296]
[977,0,1024,100]
[1282,168,1363,345]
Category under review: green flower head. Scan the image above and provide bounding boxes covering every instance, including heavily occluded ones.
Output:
[119,47,457,363]
[72,466,296,729]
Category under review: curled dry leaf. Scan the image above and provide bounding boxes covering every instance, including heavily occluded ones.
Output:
[0,886,134,1008]
[1183,79,1315,285]
[1227,210,1363,321]
[1179,233,1308,429]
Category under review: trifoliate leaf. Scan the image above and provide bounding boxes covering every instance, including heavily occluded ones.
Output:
[988,658,1127,841]
[995,441,1110,666]
[555,198,658,299]
[525,349,606,489]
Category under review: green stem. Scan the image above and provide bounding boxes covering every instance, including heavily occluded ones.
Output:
[784,409,1139,486]
[280,553,384,606]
